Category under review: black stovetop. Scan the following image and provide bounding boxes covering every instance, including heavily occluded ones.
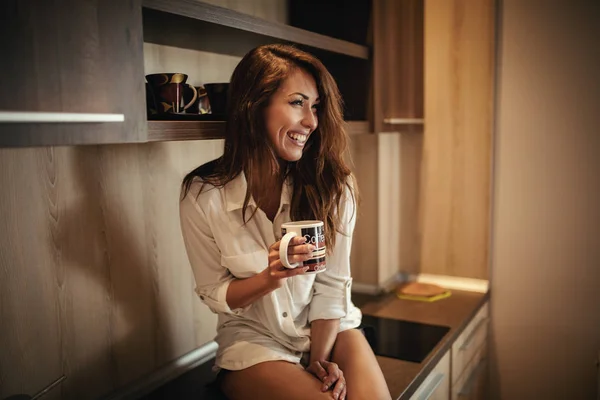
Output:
[359,314,450,363]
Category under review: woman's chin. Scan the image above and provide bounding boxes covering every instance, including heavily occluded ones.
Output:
[278,150,304,162]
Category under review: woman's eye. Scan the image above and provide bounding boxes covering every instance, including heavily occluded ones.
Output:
[291,99,304,106]
[312,104,320,112]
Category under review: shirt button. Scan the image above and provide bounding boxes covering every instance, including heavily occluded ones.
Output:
[282,312,288,318]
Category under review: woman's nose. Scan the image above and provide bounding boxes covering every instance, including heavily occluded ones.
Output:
[301,109,318,131]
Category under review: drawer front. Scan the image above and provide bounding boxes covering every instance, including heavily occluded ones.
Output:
[410,351,451,400]
[452,301,489,384]
[452,342,488,400]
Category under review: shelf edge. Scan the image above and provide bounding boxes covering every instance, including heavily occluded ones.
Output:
[142,0,369,59]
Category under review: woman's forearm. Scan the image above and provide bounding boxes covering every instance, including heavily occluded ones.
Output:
[226,269,279,310]
[310,318,341,364]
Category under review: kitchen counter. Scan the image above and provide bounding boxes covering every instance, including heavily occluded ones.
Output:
[140,289,489,400]
[356,289,489,399]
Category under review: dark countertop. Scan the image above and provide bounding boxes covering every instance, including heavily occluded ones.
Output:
[355,289,489,400]
[142,289,489,400]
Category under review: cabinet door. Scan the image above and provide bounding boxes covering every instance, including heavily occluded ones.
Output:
[0,0,146,147]
[410,351,450,400]
[453,358,487,400]
[372,0,424,133]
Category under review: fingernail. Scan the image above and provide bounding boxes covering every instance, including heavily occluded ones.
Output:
[322,384,328,391]
[334,394,339,400]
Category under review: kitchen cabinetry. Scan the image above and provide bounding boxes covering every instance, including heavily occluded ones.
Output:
[451,301,489,399]
[0,0,372,147]
[372,0,424,134]
[410,351,451,400]
[418,0,495,280]
[0,0,147,146]
[409,300,489,400]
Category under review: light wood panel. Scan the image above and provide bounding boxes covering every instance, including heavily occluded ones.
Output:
[0,141,223,399]
[349,130,423,289]
[419,0,495,279]
[349,134,379,286]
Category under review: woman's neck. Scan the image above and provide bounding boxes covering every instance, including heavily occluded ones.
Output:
[249,164,286,222]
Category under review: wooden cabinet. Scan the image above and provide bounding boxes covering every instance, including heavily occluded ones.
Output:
[0,0,147,147]
[409,301,489,400]
[410,350,451,400]
[372,0,424,133]
[0,0,372,147]
[418,0,495,280]
[451,301,489,400]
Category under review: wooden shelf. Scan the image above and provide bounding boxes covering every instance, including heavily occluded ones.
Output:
[147,121,225,141]
[147,120,370,142]
[142,0,369,60]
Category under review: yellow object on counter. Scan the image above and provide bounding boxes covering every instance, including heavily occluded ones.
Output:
[396,290,452,302]
[394,282,452,302]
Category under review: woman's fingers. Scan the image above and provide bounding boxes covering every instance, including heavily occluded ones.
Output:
[269,259,309,277]
[310,361,329,382]
[322,366,342,392]
[338,382,347,400]
[332,377,345,400]
[288,243,315,255]
[269,235,307,251]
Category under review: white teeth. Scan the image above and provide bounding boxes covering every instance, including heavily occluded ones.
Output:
[288,132,307,144]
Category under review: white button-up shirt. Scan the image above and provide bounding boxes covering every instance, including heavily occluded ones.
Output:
[179,173,362,371]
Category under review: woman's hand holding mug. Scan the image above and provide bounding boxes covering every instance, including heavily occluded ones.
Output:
[265,236,314,289]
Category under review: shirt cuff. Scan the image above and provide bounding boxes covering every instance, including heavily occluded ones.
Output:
[308,277,353,322]
[195,279,251,315]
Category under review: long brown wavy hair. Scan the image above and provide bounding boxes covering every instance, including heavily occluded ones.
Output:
[181,44,358,249]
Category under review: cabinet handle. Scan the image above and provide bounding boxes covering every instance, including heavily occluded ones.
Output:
[383,118,425,124]
[460,317,488,351]
[417,372,445,400]
[0,111,125,123]
[458,358,487,398]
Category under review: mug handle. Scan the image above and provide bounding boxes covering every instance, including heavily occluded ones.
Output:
[183,84,198,111]
[280,232,299,269]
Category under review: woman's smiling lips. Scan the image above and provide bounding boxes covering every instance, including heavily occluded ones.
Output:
[287,131,309,146]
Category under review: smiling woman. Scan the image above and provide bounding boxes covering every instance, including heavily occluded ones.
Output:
[179,44,391,400]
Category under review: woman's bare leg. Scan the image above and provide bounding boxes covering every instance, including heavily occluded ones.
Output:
[331,329,392,400]
[220,360,335,400]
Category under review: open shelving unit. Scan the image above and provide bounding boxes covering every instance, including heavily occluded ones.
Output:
[142,0,372,142]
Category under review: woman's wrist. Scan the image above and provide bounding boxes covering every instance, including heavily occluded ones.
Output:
[259,267,284,291]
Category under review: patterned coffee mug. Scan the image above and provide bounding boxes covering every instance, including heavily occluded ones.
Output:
[280,220,326,273]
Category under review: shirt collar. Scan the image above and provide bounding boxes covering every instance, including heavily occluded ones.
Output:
[224,172,293,212]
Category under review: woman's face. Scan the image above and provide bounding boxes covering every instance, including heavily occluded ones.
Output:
[264,68,320,162]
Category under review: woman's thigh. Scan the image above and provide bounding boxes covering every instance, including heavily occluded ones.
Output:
[219,360,333,400]
[331,329,392,400]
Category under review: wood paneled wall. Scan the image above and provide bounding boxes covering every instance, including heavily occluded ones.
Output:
[419,0,495,279]
[0,1,293,399]
[0,141,224,399]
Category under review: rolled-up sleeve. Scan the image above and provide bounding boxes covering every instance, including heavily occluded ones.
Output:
[179,192,250,315]
[308,185,357,322]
